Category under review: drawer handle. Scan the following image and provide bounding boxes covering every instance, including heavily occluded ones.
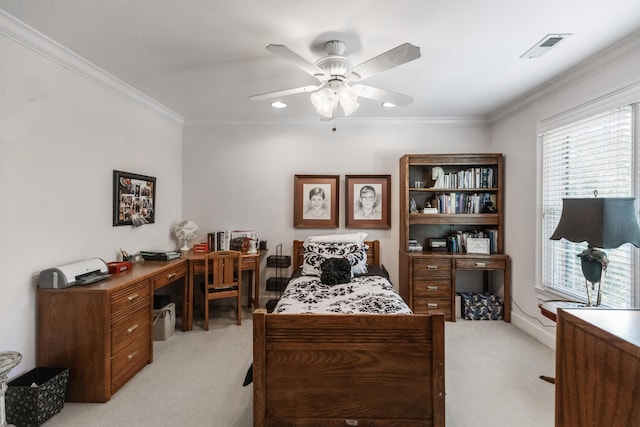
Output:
[427,265,438,270]
[427,285,438,291]
[427,303,438,308]
[127,293,139,302]
[167,272,176,279]
[127,350,139,362]
[474,262,487,267]
[127,324,139,335]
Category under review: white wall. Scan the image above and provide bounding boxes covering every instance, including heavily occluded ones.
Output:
[182,119,491,301]
[0,15,183,374]
[491,30,640,347]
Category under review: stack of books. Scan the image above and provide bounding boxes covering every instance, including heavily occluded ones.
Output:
[140,250,181,261]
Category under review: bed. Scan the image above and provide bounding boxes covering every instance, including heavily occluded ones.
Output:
[253,238,445,427]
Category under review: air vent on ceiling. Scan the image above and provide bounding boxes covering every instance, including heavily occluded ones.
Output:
[520,33,572,59]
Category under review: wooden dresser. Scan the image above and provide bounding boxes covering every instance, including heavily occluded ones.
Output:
[37,259,186,402]
[555,308,640,426]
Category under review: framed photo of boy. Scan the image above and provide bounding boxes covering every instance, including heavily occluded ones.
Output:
[346,175,391,229]
[294,175,339,228]
[113,170,156,226]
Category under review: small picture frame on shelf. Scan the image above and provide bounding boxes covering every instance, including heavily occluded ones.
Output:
[466,237,490,254]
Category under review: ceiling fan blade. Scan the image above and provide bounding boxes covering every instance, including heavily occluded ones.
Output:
[352,84,414,107]
[348,43,421,81]
[249,85,321,101]
[266,44,327,79]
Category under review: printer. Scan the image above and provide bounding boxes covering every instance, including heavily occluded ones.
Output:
[38,258,111,289]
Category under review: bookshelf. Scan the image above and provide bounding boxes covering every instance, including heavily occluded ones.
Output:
[398,153,510,322]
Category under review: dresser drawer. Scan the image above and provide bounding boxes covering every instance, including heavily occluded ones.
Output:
[241,257,257,270]
[152,263,186,290]
[111,308,150,356]
[111,280,151,318]
[413,297,452,319]
[413,258,452,280]
[456,258,506,270]
[111,335,150,393]
[413,280,452,298]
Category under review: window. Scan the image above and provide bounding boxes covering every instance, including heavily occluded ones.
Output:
[540,104,639,307]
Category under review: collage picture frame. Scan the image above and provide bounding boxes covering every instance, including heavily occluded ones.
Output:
[113,170,156,226]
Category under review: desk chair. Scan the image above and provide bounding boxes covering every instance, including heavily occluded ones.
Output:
[202,250,242,330]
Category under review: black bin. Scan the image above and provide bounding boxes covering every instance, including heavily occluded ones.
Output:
[6,367,69,426]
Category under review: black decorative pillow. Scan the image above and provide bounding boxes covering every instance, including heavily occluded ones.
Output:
[302,241,368,276]
[320,258,352,286]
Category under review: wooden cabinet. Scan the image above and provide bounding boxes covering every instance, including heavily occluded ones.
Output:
[410,257,454,319]
[555,308,640,426]
[399,154,510,321]
[37,259,186,402]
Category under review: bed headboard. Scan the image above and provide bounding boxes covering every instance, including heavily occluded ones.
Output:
[292,239,380,269]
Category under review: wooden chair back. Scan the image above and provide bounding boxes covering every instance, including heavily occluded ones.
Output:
[202,250,242,329]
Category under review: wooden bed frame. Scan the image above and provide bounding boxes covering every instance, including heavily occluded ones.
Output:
[253,240,446,427]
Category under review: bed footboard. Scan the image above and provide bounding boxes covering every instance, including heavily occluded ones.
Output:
[253,309,445,427]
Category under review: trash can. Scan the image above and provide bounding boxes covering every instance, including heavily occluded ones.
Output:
[153,302,176,341]
[6,367,69,426]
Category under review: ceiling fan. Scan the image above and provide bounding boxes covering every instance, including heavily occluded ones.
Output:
[249,40,421,120]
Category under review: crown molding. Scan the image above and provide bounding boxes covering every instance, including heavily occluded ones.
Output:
[489,29,640,123]
[0,10,184,125]
[185,116,489,128]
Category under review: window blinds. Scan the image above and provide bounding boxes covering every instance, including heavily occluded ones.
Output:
[541,105,636,307]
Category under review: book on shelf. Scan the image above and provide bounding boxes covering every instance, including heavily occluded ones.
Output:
[207,231,231,251]
[436,167,497,190]
[140,250,181,261]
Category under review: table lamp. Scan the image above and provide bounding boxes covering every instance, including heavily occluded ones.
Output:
[550,196,640,306]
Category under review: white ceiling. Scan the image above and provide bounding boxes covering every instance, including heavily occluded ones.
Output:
[3,0,640,122]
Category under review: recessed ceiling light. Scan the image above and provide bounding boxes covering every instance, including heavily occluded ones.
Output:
[382,102,396,108]
[520,34,572,59]
[271,101,287,108]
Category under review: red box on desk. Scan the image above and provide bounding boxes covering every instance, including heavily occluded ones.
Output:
[192,243,209,253]
[107,261,132,274]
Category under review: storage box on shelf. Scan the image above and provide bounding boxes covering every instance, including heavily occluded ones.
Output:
[398,153,510,322]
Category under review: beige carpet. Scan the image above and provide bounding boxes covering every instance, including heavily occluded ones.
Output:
[39,306,555,427]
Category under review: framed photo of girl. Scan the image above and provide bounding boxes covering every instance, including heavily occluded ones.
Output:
[294,175,339,228]
[346,175,391,229]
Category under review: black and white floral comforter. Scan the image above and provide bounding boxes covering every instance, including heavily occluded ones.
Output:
[273,274,412,314]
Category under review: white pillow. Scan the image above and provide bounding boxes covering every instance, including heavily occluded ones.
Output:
[305,232,368,244]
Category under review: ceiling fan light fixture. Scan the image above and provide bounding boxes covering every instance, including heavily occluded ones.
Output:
[310,84,359,118]
[339,85,359,116]
[382,101,396,108]
[310,88,336,118]
[271,101,287,108]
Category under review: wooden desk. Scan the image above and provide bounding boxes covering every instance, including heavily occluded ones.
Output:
[555,308,640,426]
[182,250,266,331]
[37,259,186,402]
[400,252,511,322]
[539,300,584,322]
